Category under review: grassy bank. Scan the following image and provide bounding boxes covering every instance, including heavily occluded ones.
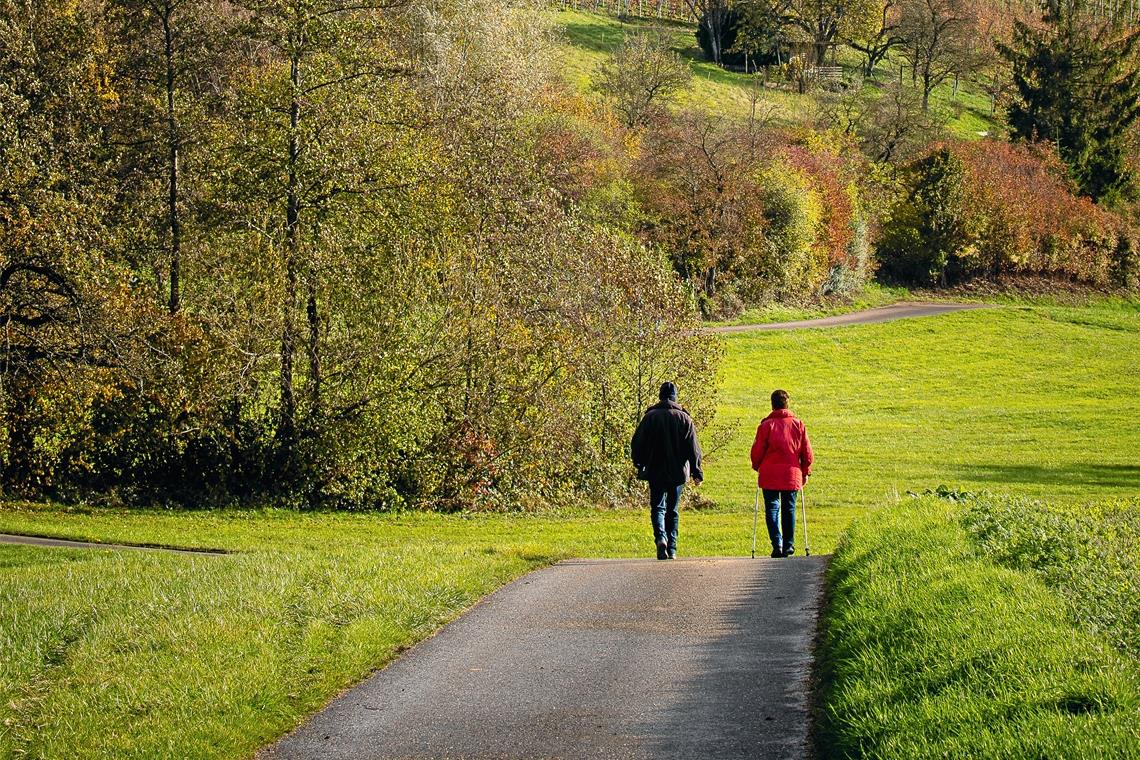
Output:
[817,497,1140,758]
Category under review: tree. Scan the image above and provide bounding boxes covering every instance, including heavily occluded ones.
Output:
[898,0,978,111]
[232,0,413,456]
[964,0,1015,112]
[106,0,238,315]
[0,0,725,509]
[861,82,942,161]
[685,0,732,65]
[0,0,117,491]
[637,112,756,306]
[730,0,798,67]
[816,81,940,161]
[785,0,884,65]
[877,147,974,284]
[846,0,904,77]
[999,0,1140,201]
[594,31,692,128]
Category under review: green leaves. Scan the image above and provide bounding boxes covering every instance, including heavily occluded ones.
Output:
[1000,1,1140,202]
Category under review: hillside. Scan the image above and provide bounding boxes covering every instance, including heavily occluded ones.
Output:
[553,8,1001,139]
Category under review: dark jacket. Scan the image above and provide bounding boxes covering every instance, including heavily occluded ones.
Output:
[631,401,703,488]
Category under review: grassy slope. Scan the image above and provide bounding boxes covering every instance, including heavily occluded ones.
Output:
[818,497,1140,758]
[553,9,1001,138]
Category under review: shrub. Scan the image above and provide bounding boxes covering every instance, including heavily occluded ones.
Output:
[593,31,691,130]
[751,162,826,299]
[877,147,974,286]
[877,141,1133,288]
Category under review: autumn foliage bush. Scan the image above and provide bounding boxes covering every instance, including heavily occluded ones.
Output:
[878,140,1132,287]
[634,116,870,315]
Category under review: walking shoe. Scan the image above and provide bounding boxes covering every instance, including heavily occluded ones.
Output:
[770,549,783,558]
[656,540,668,560]
[667,550,676,560]
[783,547,795,557]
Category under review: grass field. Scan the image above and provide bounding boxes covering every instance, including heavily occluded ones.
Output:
[553,9,1002,138]
[1,301,1137,757]
[0,508,767,760]
[702,302,1140,534]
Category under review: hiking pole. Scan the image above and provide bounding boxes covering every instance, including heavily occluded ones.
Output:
[801,482,811,557]
[750,486,760,559]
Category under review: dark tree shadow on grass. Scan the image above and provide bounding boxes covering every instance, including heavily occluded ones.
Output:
[954,463,1140,490]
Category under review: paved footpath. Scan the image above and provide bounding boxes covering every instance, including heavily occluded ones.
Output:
[707,301,990,333]
[262,556,828,760]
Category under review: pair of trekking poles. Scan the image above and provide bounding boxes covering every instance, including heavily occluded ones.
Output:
[749,484,810,558]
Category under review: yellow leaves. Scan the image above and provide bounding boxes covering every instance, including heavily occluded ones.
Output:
[840,0,892,40]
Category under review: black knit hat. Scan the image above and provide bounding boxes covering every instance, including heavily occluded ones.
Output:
[659,381,677,402]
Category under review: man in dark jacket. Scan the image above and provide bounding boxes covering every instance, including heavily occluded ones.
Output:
[631,382,704,560]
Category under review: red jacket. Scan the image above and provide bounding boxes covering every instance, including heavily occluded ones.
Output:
[750,409,813,491]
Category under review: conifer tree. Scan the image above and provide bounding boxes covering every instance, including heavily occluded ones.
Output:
[1000,0,1140,201]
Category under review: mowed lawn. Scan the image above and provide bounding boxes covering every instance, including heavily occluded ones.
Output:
[701,302,1140,548]
[1,301,1137,758]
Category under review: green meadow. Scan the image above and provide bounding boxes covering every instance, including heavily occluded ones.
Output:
[703,303,1140,546]
[1,301,1138,757]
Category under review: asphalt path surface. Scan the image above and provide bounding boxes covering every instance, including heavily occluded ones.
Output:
[263,555,828,760]
[707,301,990,333]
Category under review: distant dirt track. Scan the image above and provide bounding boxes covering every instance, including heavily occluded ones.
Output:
[707,302,992,333]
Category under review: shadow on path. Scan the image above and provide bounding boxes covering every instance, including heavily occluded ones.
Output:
[261,556,827,759]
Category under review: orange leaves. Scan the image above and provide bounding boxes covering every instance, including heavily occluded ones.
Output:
[952,139,1120,282]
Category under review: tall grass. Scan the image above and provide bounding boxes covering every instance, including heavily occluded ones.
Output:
[964,495,1140,659]
[817,497,1140,759]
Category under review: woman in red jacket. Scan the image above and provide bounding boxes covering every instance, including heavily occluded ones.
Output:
[750,389,814,558]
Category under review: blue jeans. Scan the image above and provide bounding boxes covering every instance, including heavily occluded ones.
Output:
[763,489,798,552]
[650,484,684,552]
